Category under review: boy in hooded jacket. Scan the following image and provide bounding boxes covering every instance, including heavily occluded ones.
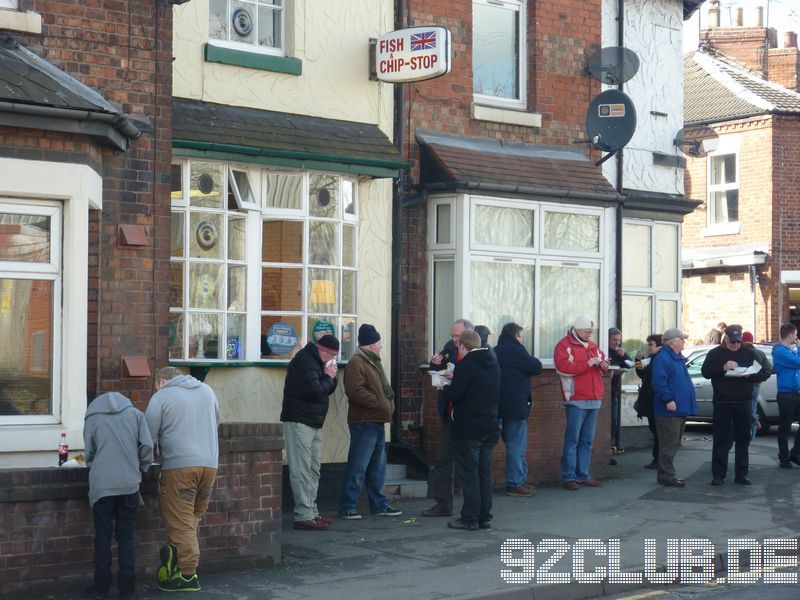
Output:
[84,392,154,599]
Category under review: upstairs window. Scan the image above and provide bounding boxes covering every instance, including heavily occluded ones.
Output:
[209,0,284,55]
[708,153,738,226]
[0,1,19,9]
[472,0,526,109]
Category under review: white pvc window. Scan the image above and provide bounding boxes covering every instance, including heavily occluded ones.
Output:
[472,0,526,109]
[209,0,284,55]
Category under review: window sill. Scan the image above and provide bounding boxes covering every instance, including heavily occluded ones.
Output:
[471,103,542,128]
[204,43,302,75]
[0,10,41,34]
[702,222,740,237]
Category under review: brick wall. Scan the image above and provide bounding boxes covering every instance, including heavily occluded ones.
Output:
[397,0,603,464]
[0,423,282,596]
[10,0,174,404]
[699,27,776,76]
[768,47,800,92]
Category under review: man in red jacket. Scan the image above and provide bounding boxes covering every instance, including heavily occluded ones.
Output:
[554,315,609,490]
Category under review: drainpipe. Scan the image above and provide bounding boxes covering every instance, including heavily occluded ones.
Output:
[612,0,625,452]
[390,0,405,443]
[750,264,757,337]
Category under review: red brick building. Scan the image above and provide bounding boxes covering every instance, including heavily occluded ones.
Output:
[682,16,800,342]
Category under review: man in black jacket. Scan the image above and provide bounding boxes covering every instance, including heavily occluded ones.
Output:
[701,325,770,485]
[423,318,472,517]
[280,335,340,529]
[442,329,501,531]
[495,322,542,497]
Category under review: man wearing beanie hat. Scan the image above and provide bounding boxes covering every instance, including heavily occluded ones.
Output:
[553,315,609,490]
[339,324,402,519]
[280,334,340,530]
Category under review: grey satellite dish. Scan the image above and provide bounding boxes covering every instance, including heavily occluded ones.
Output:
[586,47,640,85]
[586,89,637,153]
[674,127,719,158]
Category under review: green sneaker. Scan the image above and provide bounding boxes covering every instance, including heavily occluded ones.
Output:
[339,510,362,520]
[157,572,201,592]
[156,543,178,585]
[373,506,402,517]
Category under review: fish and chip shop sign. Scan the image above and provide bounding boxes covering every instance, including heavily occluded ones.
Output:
[376,26,451,83]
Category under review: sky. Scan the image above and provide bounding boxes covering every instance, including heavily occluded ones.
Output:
[683,0,800,52]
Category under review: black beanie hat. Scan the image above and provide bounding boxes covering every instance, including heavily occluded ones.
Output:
[316,334,340,352]
[358,323,381,346]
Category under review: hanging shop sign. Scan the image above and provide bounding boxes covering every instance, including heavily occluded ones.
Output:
[375,26,451,83]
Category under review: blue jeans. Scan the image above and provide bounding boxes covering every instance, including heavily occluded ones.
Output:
[453,435,496,526]
[339,422,389,514]
[561,405,599,482]
[92,492,139,596]
[501,419,528,488]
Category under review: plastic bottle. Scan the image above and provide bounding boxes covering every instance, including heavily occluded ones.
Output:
[58,432,68,466]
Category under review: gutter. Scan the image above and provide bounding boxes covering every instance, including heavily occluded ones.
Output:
[173,139,410,171]
[420,180,623,203]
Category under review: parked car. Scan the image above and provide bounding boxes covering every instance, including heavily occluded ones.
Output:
[683,344,778,434]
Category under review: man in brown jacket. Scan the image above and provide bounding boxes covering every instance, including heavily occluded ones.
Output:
[338,324,403,519]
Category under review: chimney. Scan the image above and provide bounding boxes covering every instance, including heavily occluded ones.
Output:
[769,31,800,92]
[708,2,720,28]
[734,7,743,27]
[700,2,776,77]
[754,6,764,28]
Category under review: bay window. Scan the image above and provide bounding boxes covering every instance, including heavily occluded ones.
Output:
[170,160,358,363]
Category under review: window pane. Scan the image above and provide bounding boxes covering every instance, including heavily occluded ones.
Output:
[0,278,52,415]
[474,205,534,247]
[0,213,51,262]
[309,174,339,218]
[258,4,281,48]
[539,265,600,359]
[170,262,183,308]
[262,267,302,311]
[545,212,600,252]
[723,154,736,183]
[309,220,339,265]
[343,224,356,267]
[341,317,356,361]
[188,263,224,309]
[168,312,184,360]
[433,260,455,352]
[261,315,301,358]
[231,169,255,205]
[230,1,256,44]
[170,212,184,258]
[228,216,246,261]
[726,190,739,221]
[188,313,221,359]
[343,180,356,215]
[436,204,451,245]
[657,300,678,334]
[190,162,224,209]
[264,173,303,209]
[189,213,223,259]
[262,220,303,263]
[209,0,228,40]
[227,265,246,310]
[623,223,651,287]
[308,315,337,344]
[710,190,738,224]
[473,2,519,100]
[171,164,183,202]
[470,261,534,351]
[342,270,356,314]
[622,295,652,355]
[655,224,678,293]
[226,313,245,360]
[308,269,339,313]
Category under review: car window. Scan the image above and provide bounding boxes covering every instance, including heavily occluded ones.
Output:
[687,352,707,377]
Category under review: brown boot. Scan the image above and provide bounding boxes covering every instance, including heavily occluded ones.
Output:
[422,503,452,517]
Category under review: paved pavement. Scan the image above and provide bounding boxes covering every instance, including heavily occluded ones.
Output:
[32,426,800,600]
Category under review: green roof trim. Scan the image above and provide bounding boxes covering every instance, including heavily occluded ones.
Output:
[204,43,302,75]
[173,139,408,178]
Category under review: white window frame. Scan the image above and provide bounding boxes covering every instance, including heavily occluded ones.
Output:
[0,158,101,463]
[704,136,741,236]
[169,160,359,363]
[0,1,18,9]
[208,0,286,57]
[472,0,527,110]
[430,193,606,365]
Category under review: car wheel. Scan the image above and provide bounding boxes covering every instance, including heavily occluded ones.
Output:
[756,405,770,436]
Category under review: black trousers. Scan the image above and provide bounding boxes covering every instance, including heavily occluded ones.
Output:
[453,434,496,526]
[776,392,800,461]
[712,402,751,480]
[646,415,660,462]
[92,492,139,596]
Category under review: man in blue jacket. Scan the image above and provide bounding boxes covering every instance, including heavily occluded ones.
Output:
[650,328,696,487]
[495,322,542,496]
[771,323,800,468]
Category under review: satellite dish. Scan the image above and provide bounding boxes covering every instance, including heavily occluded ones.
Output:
[674,127,719,158]
[586,47,640,85]
[586,89,637,153]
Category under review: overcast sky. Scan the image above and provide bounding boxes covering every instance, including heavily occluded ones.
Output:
[683,0,800,52]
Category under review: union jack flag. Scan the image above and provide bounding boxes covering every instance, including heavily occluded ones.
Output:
[410,31,437,51]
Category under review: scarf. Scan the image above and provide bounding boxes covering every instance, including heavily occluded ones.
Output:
[360,347,395,402]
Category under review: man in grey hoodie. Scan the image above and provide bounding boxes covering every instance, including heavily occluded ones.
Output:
[84,392,154,600]
[145,367,220,593]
